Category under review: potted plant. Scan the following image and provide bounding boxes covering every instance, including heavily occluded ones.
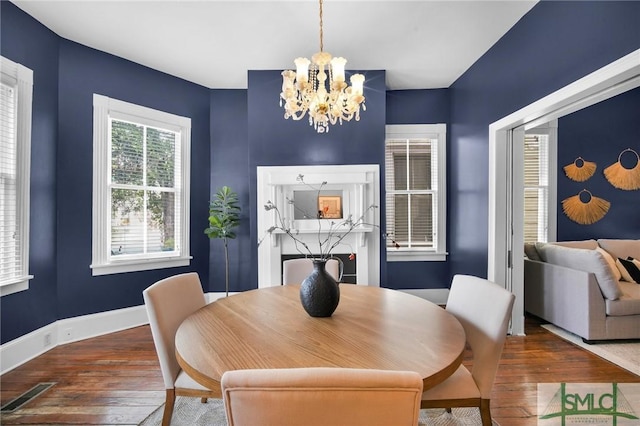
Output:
[205,186,241,297]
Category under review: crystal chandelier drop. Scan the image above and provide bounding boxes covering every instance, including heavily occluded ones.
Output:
[279,0,366,133]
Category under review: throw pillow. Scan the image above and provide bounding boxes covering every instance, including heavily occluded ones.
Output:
[524,243,541,261]
[627,256,640,284]
[616,258,640,283]
[596,247,622,281]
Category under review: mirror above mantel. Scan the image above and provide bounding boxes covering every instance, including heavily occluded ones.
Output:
[293,190,343,220]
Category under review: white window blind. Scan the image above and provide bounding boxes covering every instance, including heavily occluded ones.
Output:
[385,124,446,261]
[1,57,33,296]
[92,94,191,275]
[0,82,18,283]
[385,139,436,248]
[523,134,549,243]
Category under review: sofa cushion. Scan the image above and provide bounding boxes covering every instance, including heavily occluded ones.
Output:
[606,281,640,316]
[596,247,622,281]
[597,239,640,260]
[550,239,599,250]
[534,240,598,259]
[535,243,623,300]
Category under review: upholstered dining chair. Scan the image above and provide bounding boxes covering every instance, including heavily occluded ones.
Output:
[282,258,341,285]
[221,367,423,426]
[143,272,219,426]
[420,274,515,426]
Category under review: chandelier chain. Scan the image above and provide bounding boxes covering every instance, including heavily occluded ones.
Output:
[319,0,324,52]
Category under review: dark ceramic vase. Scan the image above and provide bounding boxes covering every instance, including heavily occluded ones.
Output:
[300,259,340,317]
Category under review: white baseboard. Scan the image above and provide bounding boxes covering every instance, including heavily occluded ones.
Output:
[56,304,149,345]
[400,288,450,305]
[0,291,228,375]
[0,322,59,376]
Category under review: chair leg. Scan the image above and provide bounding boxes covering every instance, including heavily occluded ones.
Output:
[480,399,492,426]
[201,397,207,403]
[162,389,176,426]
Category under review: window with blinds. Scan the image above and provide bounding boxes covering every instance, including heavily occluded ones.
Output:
[385,124,447,261]
[523,134,549,243]
[1,57,33,296]
[386,139,435,247]
[109,119,179,257]
[92,95,191,276]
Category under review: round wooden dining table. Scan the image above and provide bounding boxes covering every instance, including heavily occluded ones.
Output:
[175,284,466,395]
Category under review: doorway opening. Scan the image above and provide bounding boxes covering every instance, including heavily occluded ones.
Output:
[488,48,640,335]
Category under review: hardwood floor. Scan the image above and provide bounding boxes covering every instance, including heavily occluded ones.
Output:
[1,315,638,425]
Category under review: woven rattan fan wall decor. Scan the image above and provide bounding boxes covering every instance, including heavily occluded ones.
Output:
[562,189,610,225]
[604,148,640,190]
[563,157,597,182]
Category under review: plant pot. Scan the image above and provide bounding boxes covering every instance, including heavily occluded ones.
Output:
[299,259,340,317]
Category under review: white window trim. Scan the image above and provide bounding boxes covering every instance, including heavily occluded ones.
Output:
[385,124,447,262]
[91,94,192,276]
[1,57,33,297]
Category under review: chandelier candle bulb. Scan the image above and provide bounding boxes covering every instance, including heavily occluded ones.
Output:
[350,74,365,96]
[330,57,346,82]
[294,57,310,82]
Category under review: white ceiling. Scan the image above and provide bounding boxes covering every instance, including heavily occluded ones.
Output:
[11,0,538,90]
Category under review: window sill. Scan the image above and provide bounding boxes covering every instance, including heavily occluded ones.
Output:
[91,256,192,276]
[386,250,448,262]
[1,275,33,297]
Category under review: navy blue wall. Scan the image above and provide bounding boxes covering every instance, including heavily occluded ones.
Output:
[557,87,640,240]
[1,2,212,343]
[3,0,640,345]
[247,69,389,288]
[0,1,59,343]
[56,40,211,319]
[209,89,252,293]
[448,1,640,279]
[385,89,451,289]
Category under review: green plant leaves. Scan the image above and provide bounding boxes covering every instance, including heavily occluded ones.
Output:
[205,186,241,241]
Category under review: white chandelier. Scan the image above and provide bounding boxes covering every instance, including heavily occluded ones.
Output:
[279,0,366,133]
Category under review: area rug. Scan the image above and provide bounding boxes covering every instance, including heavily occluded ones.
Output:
[139,396,499,426]
[541,323,640,376]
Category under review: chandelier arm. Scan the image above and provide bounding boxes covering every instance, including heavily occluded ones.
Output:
[288,109,309,121]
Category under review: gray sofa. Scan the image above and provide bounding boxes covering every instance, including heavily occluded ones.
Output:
[524,239,640,342]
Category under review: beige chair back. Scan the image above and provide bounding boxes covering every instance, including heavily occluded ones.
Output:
[221,367,423,426]
[446,274,515,398]
[282,258,341,285]
[143,272,206,389]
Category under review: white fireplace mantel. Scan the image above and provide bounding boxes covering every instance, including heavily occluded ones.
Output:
[257,164,380,288]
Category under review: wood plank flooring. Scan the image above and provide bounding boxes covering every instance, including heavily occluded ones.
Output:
[1,315,638,425]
